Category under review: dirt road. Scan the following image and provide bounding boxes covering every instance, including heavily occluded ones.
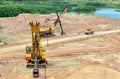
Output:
[0,29,120,79]
[0,30,120,54]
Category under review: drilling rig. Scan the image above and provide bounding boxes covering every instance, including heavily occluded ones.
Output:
[25,22,47,78]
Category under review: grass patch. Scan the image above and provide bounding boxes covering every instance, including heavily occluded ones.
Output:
[55,27,60,32]
[0,34,8,42]
[0,37,5,42]
[85,2,106,8]
[0,26,3,30]
[0,39,2,42]
[74,5,96,13]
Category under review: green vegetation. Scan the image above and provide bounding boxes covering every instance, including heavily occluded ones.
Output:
[0,36,6,42]
[0,34,8,42]
[66,0,120,8]
[0,0,119,17]
[0,4,48,17]
[0,26,3,42]
[0,0,71,17]
[74,6,96,13]
[85,2,106,7]
[0,26,3,30]
[116,9,120,12]
[55,27,60,32]
[0,39,2,42]
[105,2,120,9]
[67,0,120,13]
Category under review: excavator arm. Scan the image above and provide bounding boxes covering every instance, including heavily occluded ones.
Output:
[54,6,69,26]
[56,12,65,35]
[40,6,69,37]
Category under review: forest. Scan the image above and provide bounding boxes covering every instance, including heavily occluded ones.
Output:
[0,0,119,17]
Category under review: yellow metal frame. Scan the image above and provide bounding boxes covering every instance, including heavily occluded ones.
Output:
[27,22,46,60]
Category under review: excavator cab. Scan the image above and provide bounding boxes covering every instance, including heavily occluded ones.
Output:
[26,46,31,53]
[25,45,32,61]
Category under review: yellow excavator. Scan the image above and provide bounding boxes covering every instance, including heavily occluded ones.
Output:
[25,22,47,78]
[85,28,94,35]
[25,6,69,78]
[39,6,69,37]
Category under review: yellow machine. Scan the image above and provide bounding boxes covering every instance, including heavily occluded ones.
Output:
[39,6,69,37]
[85,28,94,35]
[25,22,47,78]
[25,6,69,78]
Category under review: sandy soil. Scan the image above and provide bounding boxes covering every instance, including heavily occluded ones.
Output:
[0,13,120,79]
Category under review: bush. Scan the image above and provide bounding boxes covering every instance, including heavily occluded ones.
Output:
[0,4,49,17]
[86,2,106,7]
[74,5,96,12]
[0,26,3,30]
[0,1,68,17]
[0,39,2,42]
[106,3,120,8]
[116,9,120,12]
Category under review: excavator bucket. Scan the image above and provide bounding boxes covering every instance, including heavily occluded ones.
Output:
[33,69,39,78]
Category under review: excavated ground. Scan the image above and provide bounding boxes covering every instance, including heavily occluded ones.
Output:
[0,13,120,79]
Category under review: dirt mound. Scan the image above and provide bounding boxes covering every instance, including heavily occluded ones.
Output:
[0,13,119,34]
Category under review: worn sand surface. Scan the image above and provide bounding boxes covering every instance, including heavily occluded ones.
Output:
[0,13,120,79]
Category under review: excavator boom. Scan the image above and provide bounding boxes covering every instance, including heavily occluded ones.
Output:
[54,6,69,26]
[39,6,69,37]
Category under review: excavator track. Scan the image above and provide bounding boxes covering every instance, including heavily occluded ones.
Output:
[26,64,47,68]
[26,62,47,68]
